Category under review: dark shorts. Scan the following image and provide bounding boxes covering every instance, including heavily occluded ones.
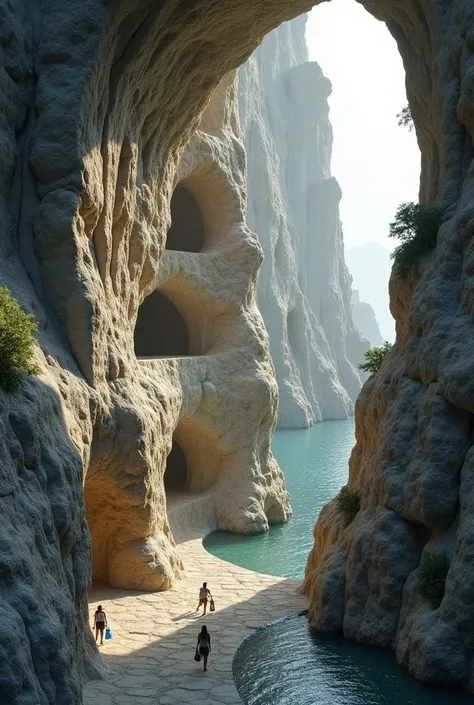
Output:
[199,646,209,655]
[96,623,105,631]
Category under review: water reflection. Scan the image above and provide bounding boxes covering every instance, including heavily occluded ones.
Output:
[233,614,472,705]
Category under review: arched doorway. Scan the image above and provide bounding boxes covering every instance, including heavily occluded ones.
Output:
[164,441,188,490]
[166,185,205,252]
[134,290,189,357]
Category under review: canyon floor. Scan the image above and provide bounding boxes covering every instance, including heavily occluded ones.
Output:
[83,494,307,705]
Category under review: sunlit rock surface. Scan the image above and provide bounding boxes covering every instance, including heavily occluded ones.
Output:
[3,0,474,699]
[238,17,368,428]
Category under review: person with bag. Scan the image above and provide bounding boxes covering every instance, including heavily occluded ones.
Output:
[93,605,108,645]
[196,625,211,671]
[196,582,212,615]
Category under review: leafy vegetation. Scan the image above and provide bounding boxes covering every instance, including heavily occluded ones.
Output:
[0,286,39,392]
[416,552,449,608]
[397,105,414,131]
[336,485,360,525]
[389,202,443,276]
[358,341,392,376]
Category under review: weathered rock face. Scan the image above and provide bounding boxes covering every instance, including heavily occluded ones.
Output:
[351,290,384,347]
[1,1,318,701]
[238,18,368,428]
[3,0,474,699]
[304,0,474,691]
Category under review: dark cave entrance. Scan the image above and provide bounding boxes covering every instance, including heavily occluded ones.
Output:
[134,290,190,357]
[166,185,205,253]
[164,440,188,490]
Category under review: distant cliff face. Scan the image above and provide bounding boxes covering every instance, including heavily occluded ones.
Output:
[346,243,395,343]
[351,290,384,347]
[238,18,368,428]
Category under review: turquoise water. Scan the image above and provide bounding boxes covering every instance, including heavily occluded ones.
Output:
[204,420,355,579]
[207,420,473,704]
[233,613,471,705]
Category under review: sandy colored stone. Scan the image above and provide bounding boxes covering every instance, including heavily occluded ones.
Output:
[83,525,306,705]
[3,0,474,700]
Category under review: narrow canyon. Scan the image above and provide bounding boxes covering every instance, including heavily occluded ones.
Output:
[1,0,473,702]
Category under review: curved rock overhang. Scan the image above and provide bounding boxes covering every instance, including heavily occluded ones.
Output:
[1,0,472,699]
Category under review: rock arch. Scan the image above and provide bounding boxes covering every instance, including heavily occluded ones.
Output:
[166,185,205,253]
[164,440,188,489]
[134,289,190,358]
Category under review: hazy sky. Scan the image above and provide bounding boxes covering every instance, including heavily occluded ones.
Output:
[305,0,421,253]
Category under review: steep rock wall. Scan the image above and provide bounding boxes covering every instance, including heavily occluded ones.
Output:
[238,17,368,428]
[0,1,317,701]
[2,0,474,700]
[305,0,474,692]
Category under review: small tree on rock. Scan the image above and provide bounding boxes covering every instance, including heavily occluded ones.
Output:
[0,286,39,392]
[397,104,414,132]
[416,552,449,608]
[358,341,392,376]
[389,202,443,276]
[336,486,360,525]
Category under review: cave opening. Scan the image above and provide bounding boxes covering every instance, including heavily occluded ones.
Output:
[166,185,205,253]
[134,290,190,358]
[164,440,188,490]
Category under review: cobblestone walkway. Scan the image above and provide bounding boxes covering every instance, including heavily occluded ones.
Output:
[83,534,307,705]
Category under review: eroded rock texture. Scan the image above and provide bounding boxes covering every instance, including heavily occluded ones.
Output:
[1,1,316,701]
[238,17,368,428]
[305,0,474,691]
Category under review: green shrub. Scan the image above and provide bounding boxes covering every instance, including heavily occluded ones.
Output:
[336,485,360,525]
[416,551,449,608]
[0,286,39,392]
[358,341,392,376]
[389,202,443,276]
[397,105,414,132]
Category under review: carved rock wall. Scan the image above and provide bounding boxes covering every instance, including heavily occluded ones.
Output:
[0,1,314,701]
[3,0,474,700]
[305,0,474,691]
[238,17,368,428]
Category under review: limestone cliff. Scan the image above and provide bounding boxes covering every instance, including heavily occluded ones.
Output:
[304,0,474,692]
[351,290,384,347]
[0,2,311,701]
[238,18,368,428]
[2,0,474,700]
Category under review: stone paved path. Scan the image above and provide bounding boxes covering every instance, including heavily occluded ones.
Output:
[83,533,307,705]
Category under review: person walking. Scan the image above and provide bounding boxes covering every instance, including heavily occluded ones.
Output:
[197,625,211,671]
[93,604,107,645]
[196,582,212,615]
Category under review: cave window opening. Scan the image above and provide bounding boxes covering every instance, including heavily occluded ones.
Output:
[166,185,205,253]
[134,290,190,358]
[164,440,188,490]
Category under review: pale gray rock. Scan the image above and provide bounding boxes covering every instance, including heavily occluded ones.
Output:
[238,18,368,428]
[351,290,384,347]
[2,0,474,699]
[306,0,474,684]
